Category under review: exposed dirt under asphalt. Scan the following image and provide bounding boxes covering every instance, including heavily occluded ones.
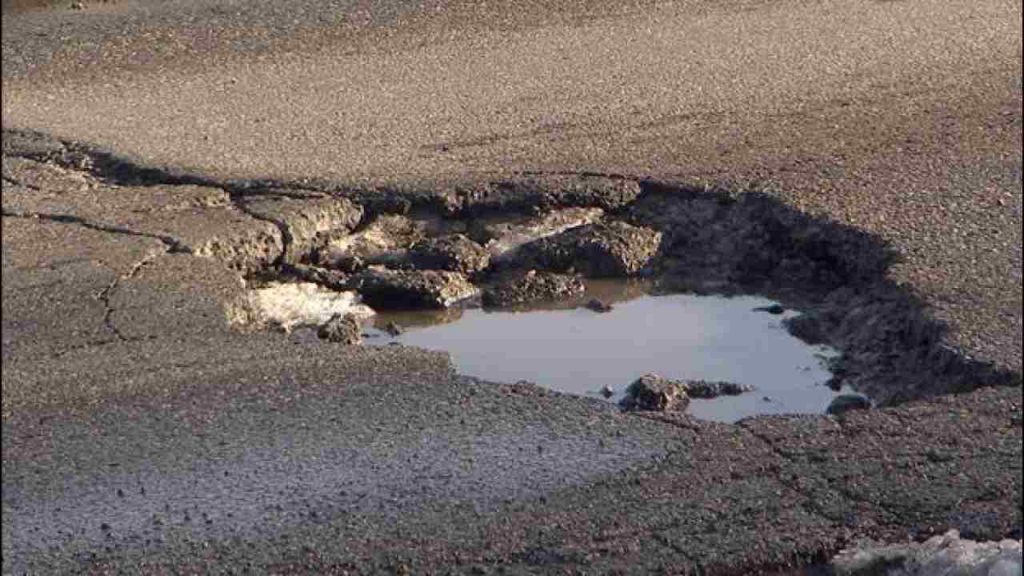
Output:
[2,0,1022,573]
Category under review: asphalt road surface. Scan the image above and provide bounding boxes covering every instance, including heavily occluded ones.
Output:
[2,0,1021,573]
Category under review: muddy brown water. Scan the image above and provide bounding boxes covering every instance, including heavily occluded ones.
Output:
[367,281,844,423]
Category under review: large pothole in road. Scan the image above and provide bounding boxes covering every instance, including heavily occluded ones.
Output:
[9,129,1010,417]
[233,175,1018,419]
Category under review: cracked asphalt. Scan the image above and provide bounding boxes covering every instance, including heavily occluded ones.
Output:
[1,0,1022,573]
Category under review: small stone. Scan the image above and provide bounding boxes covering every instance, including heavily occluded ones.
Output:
[600,385,614,399]
[619,374,689,412]
[827,394,872,416]
[682,380,755,399]
[383,321,404,336]
[755,304,786,315]
[317,314,363,345]
[585,299,613,313]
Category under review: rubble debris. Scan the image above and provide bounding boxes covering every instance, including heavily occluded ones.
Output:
[317,313,364,345]
[482,271,585,308]
[409,234,491,274]
[351,267,478,309]
[474,207,605,260]
[314,214,425,271]
[619,374,690,412]
[240,196,363,263]
[584,299,613,313]
[513,220,662,277]
[246,282,374,331]
[682,380,755,399]
[383,321,404,336]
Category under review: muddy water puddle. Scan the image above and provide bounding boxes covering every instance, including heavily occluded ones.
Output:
[366,281,842,423]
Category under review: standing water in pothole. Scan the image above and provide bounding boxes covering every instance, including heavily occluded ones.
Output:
[366,282,842,423]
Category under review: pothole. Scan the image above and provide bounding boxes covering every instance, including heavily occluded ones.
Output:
[225,175,1019,421]
[8,131,1011,417]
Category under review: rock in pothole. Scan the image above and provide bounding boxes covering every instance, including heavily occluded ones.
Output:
[482,270,585,308]
[245,282,374,331]
[827,393,872,416]
[619,374,690,412]
[512,220,662,277]
[409,234,491,275]
[683,380,756,399]
[472,207,605,260]
[317,313,364,345]
[314,214,426,272]
[351,267,478,309]
[240,196,363,263]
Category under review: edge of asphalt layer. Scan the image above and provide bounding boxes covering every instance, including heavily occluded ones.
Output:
[2,128,1021,574]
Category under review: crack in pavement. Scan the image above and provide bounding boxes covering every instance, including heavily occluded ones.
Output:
[3,138,310,269]
[2,206,183,346]
[95,249,168,342]
[1,209,185,252]
[2,174,45,192]
[736,419,957,540]
[633,415,825,512]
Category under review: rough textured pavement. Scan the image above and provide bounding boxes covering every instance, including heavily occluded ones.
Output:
[2,0,1022,573]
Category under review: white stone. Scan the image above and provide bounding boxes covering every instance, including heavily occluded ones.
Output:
[244,282,374,331]
[832,530,1022,576]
